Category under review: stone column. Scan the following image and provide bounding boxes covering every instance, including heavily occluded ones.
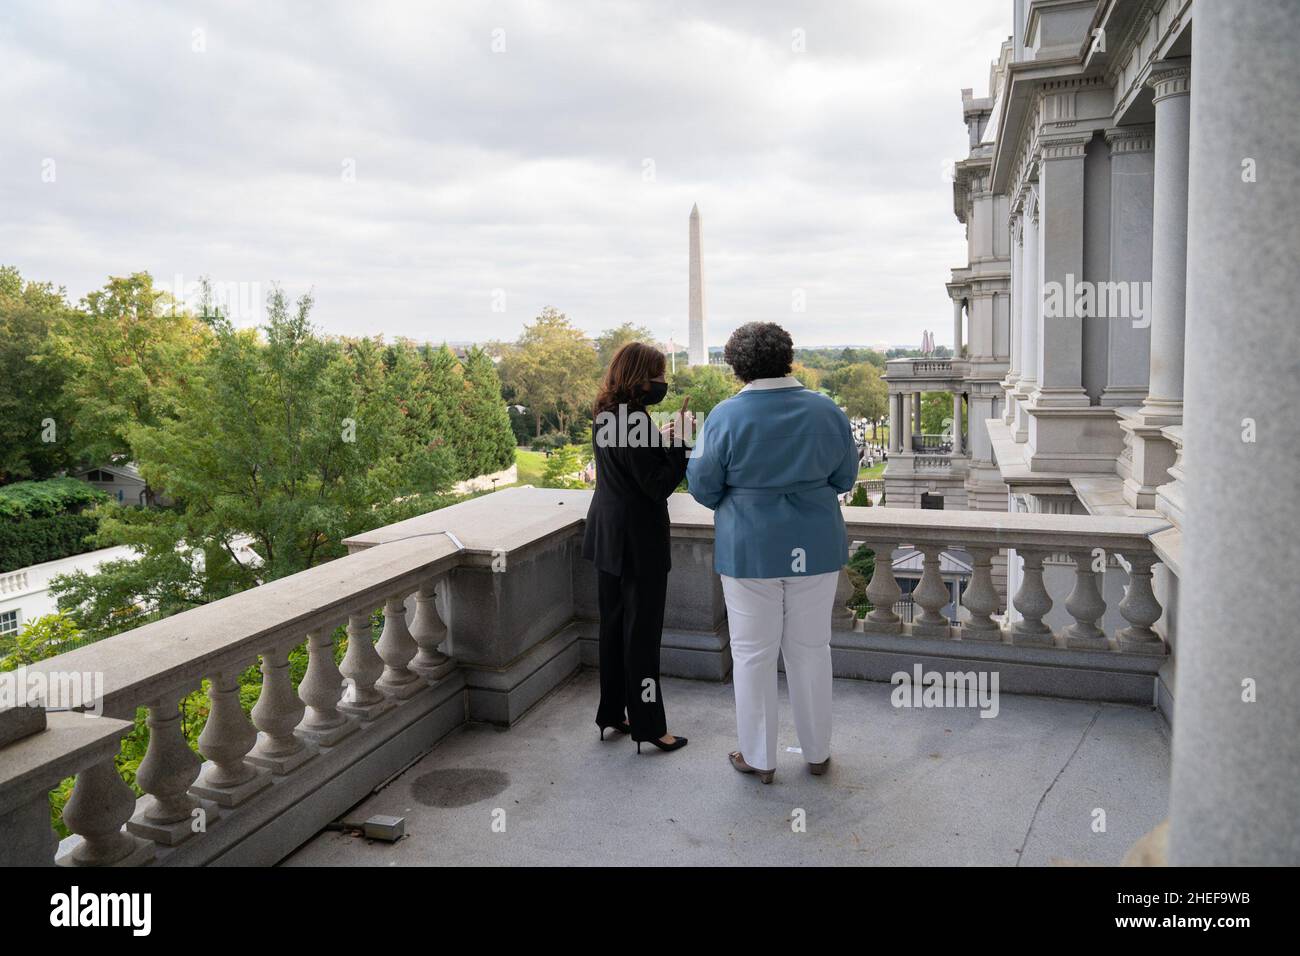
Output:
[1140,59,1192,425]
[1013,187,1039,442]
[1101,125,1155,406]
[1006,213,1023,384]
[952,298,964,357]
[888,392,901,452]
[912,392,922,446]
[951,392,963,456]
[1167,5,1300,866]
[1034,134,1091,408]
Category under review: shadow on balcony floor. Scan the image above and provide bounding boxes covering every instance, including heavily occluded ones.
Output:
[283,670,1170,867]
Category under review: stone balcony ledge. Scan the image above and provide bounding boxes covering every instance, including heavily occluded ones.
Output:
[1,485,1179,867]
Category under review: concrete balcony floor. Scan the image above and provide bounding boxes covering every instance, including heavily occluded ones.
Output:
[284,671,1169,867]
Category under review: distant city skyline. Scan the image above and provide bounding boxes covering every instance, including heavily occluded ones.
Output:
[1,0,1009,348]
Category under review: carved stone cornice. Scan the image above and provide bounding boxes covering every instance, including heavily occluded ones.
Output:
[1038,133,1092,162]
[1104,124,1155,153]
[1024,185,1040,225]
[1148,59,1191,103]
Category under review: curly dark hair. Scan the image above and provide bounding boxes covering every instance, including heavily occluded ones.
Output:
[723,322,794,383]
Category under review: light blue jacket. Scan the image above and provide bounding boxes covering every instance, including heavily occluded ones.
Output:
[686,378,858,579]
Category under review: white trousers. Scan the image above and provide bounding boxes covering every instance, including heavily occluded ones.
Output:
[721,571,838,772]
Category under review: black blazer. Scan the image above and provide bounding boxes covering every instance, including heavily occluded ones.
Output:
[582,405,689,577]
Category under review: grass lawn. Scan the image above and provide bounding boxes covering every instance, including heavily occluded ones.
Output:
[514,447,547,486]
[858,460,886,480]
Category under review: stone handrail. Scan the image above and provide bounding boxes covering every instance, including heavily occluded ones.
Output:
[0,487,1173,867]
[886,358,955,377]
[841,506,1171,652]
[2,533,463,866]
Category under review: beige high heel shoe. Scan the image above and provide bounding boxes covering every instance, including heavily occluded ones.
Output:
[729,751,774,784]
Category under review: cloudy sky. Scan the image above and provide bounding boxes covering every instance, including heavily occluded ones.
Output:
[2,0,1010,349]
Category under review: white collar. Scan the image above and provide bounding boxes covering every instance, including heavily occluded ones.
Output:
[739,376,804,393]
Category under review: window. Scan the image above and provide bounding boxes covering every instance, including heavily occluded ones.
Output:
[0,609,19,637]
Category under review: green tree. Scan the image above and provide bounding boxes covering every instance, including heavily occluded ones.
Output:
[0,267,80,482]
[50,272,211,483]
[665,364,739,421]
[52,288,456,635]
[460,346,517,474]
[596,322,655,368]
[0,611,85,668]
[921,392,965,437]
[498,308,599,437]
[836,363,888,437]
[541,444,588,489]
[790,361,822,391]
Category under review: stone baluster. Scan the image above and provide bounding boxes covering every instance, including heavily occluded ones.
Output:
[911,545,951,638]
[192,667,271,806]
[862,542,903,633]
[296,626,357,746]
[376,594,423,699]
[60,758,152,866]
[249,639,315,773]
[960,546,1002,641]
[128,689,214,846]
[1063,551,1109,650]
[1009,549,1054,646]
[410,580,454,679]
[1117,552,1165,655]
[339,610,394,720]
[832,566,857,631]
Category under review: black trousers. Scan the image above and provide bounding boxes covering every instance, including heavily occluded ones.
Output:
[596,564,669,741]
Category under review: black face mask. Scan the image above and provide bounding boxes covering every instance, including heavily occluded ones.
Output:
[643,381,669,405]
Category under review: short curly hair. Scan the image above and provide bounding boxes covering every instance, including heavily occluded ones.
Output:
[723,322,794,383]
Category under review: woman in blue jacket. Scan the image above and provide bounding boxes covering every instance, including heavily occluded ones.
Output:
[687,322,858,783]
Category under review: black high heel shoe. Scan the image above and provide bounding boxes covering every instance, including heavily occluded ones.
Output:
[637,735,688,753]
[598,721,631,740]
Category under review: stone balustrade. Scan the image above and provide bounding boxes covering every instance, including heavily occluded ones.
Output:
[843,505,1169,655]
[1,533,465,866]
[0,487,1174,867]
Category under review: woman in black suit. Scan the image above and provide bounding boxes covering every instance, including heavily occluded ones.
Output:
[582,342,690,753]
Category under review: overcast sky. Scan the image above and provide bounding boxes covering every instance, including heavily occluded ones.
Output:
[2,0,1010,349]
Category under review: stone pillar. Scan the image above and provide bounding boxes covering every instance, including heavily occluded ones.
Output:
[1034,134,1090,408]
[1101,125,1155,407]
[888,392,901,452]
[1140,60,1192,425]
[1122,64,1191,508]
[912,392,922,446]
[1013,187,1039,442]
[1167,5,1300,866]
[951,392,963,456]
[952,298,964,357]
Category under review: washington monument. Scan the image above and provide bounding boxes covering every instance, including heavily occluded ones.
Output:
[688,203,707,366]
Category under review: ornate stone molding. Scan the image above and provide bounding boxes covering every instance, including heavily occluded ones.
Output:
[1148,59,1191,103]
[1038,133,1092,162]
[1105,124,1156,153]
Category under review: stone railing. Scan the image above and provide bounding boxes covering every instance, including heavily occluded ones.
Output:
[1,533,465,867]
[0,487,1174,867]
[914,456,954,470]
[0,570,29,595]
[842,506,1169,654]
[886,358,956,378]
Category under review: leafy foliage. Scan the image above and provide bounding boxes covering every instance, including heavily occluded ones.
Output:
[541,444,590,489]
[0,479,107,572]
[0,267,81,482]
